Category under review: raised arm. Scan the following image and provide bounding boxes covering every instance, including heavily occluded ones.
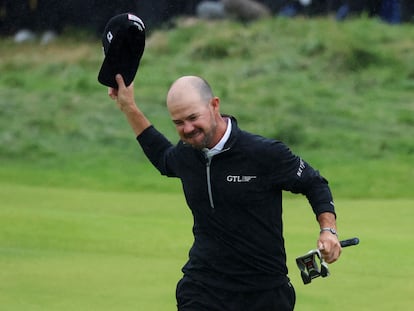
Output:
[108,74,151,136]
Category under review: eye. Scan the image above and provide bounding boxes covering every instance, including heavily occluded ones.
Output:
[188,114,198,121]
[173,120,184,126]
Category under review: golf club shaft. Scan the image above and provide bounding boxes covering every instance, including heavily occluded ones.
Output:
[340,237,359,248]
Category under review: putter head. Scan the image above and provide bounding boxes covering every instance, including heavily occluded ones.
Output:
[296,249,329,284]
[296,238,360,285]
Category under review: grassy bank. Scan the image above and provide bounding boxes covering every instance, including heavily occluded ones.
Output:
[0,16,413,197]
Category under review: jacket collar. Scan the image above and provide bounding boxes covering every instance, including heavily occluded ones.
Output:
[222,115,240,150]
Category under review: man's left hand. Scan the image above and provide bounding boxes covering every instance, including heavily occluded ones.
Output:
[318,232,341,263]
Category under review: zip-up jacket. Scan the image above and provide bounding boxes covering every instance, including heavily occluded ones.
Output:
[137,117,335,291]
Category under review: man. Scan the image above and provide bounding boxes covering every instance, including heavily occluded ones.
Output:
[108,74,341,310]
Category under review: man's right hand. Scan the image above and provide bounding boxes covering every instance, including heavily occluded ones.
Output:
[108,74,136,113]
[108,74,151,136]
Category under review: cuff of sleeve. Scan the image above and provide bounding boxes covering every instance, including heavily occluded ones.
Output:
[136,125,155,142]
[313,203,336,219]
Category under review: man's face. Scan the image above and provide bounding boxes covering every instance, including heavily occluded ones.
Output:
[168,99,217,150]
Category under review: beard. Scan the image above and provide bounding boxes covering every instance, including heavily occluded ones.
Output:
[183,128,213,150]
[183,117,217,150]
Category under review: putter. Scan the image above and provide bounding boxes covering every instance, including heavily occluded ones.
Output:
[296,237,359,285]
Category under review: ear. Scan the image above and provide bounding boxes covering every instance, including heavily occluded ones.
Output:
[210,96,220,111]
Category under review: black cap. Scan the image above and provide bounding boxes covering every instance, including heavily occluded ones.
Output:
[98,13,145,88]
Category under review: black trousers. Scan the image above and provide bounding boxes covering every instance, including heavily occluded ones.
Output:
[176,276,296,311]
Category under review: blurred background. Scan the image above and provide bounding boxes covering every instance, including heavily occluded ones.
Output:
[1,0,414,44]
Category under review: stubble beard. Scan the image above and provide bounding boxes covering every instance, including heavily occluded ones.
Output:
[187,119,217,150]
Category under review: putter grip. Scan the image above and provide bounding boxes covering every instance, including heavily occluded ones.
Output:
[340,237,359,248]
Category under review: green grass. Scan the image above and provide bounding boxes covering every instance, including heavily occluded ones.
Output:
[0,16,413,310]
[1,183,412,310]
[284,196,414,311]
[0,183,191,310]
[0,16,413,197]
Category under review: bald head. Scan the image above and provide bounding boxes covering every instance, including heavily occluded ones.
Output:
[166,76,227,149]
[167,76,214,108]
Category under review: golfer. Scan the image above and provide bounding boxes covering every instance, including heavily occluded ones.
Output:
[108,74,341,310]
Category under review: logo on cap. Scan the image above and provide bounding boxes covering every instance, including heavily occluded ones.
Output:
[107,31,113,43]
[128,14,145,31]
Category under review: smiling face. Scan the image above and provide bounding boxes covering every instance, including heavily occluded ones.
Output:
[166,76,226,150]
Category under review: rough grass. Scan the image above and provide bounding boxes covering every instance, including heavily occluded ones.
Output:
[0,17,413,197]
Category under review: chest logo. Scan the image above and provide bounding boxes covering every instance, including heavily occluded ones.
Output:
[226,175,257,183]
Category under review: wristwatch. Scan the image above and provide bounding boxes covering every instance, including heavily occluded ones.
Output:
[320,227,338,236]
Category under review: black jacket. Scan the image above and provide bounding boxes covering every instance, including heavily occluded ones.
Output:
[137,117,335,291]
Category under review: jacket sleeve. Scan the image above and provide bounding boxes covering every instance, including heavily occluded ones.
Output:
[271,141,336,218]
[136,125,178,177]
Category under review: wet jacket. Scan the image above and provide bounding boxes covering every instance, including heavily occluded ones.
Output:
[137,117,335,291]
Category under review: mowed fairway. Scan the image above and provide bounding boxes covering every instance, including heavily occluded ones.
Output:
[1,183,412,310]
[0,183,191,310]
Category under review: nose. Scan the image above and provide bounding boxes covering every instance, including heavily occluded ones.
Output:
[182,121,195,134]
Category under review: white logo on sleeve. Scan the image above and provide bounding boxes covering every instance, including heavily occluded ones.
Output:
[296,159,306,177]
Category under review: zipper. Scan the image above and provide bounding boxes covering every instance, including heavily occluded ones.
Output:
[203,147,230,210]
[205,156,214,209]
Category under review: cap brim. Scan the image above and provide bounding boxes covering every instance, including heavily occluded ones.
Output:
[98,26,145,88]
